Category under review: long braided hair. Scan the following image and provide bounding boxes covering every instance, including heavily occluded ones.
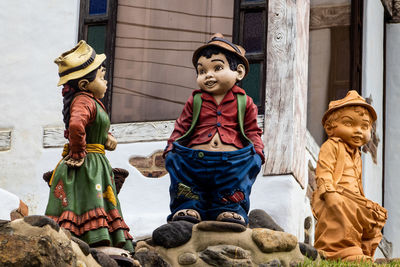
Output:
[61,66,100,138]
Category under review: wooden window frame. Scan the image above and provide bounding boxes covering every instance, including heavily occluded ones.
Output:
[78,0,118,116]
[233,0,268,114]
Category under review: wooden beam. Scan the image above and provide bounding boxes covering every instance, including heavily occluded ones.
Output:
[263,0,310,187]
[310,4,351,30]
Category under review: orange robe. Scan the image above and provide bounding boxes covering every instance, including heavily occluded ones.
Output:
[312,137,387,261]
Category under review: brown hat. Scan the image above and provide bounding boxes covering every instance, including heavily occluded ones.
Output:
[192,33,250,77]
[54,40,106,86]
[322,90,377,125]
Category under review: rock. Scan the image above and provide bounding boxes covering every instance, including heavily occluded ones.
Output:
[0,217,100,266]
[298,242,318,260]
[152,221,194,248]
[252,228,297,253]
[178,252,197,265]
[23,215,60,231]
[71,236,90,256]
[249,209,284,232]
[304,216,312,230]
[135,247,171,267]
[197,220,247,232]
[90,248,118,267]
[259,259,281,267]
[136,222,306,267]
[199,245,252,267]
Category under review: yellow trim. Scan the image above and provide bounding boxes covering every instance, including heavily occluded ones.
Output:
[49,143,105,185]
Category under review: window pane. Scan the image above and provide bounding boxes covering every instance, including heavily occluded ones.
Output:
[87,25,106,54]
[242,63,261,106]
[89,0,107,15]
[243,11,264,53]
[111,1,234,122]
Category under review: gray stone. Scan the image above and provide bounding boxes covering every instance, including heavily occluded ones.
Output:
[199,245,252,267]
[152,221,193,248]
[298,242,318,260]
[23,215,60,232]
[249,209,284,232]
[178,252,197,265]
[90,248,118,267]
[71,236,90,256]
[197,220,247,232]
[135,248,171,267]
[304,216,312,230]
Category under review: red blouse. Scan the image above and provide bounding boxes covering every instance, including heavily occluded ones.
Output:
[165,85,264,163]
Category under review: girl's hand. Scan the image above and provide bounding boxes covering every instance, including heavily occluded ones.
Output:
[105,134,117,151]
[64,155,85,167]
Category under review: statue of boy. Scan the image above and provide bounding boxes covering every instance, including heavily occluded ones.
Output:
[312,90,387,261]
[163,33,264,226]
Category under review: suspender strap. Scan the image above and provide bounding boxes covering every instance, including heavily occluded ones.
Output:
[176,92,251,142]
[333,141,345,187]
[237,93,252,144]
[176,93,202,141]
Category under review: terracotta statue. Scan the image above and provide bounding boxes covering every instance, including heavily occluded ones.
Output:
[45,41,133,252]
[312,90,387,261]
[163,33,264,226]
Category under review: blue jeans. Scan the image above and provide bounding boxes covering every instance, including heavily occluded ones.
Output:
[165,142,262,224]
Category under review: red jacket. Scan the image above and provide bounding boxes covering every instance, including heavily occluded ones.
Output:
[165,85,264,163]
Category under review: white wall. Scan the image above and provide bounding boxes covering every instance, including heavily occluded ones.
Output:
[0,1,79,212]
[361,0,384,205]
[384,23,400,258]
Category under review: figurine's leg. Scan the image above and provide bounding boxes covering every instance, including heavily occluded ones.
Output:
[359,199,387,257]
[314,193,365,260]
[165,148,207,222]
[206,146,262,225]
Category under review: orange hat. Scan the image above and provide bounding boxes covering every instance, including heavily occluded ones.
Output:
[54,40,106,86]
[322,90,377,125]
[192,33,250,77]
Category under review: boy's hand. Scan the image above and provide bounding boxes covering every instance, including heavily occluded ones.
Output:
[105,134,117,151]
[64,155,85,167]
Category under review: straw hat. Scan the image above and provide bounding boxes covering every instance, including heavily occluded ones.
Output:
[54,40,106,86]
[192,33,250,77]
[322,90,377,125]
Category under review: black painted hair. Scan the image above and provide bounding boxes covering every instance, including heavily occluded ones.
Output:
[193,46,244,73]
[62,64,104,131]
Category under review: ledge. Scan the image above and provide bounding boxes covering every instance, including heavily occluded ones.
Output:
[43,115,265,148]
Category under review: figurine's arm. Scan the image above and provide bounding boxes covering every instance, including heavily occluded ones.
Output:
[244,96,265,163]
[68,94,96,163]
[105,133,117,151]
[315,139,339,198]
[163,95,194,157]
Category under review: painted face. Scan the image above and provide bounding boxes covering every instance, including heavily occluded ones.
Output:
[86,67,107,99]
[196,53,241,97]
[331,107,372,148]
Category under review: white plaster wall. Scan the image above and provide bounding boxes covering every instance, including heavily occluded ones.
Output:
[384,23,400,258]
[0,1,79,212]
[37,141,313,241]
[361,0,384,205]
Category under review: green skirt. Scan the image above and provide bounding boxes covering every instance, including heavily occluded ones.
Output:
[45,152,133,252]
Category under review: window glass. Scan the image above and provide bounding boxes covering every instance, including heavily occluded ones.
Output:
[87,25,106,54]
[89,0,107,15]
[243,11,264,53]
[241,63,261,106]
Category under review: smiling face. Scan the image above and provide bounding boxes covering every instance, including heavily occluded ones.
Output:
[327,106,372,148]
[86,67,107,99]
[196,53,244,98]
